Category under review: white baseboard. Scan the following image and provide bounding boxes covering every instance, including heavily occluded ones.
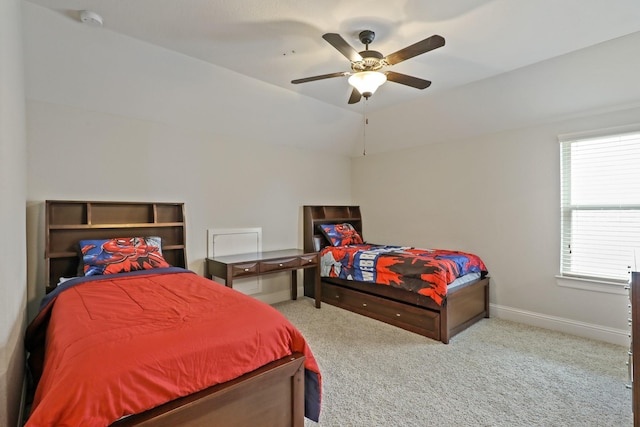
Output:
[491,303,630,347]
[259,293,630,347]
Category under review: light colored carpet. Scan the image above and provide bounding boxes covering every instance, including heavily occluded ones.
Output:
[273,298,632,427]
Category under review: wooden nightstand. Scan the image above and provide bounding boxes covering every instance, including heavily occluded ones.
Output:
[206,249,321,308]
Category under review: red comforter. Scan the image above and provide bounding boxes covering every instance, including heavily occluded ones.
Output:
[25,269,321,426]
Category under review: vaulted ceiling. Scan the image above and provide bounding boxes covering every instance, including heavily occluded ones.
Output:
[23,0,640,114]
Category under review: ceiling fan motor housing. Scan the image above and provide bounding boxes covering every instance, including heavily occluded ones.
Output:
[352,31,384,71]
[353,50,384,72]
[358,30,376,45]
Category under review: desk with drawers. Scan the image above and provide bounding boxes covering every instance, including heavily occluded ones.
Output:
[206,249,321,308]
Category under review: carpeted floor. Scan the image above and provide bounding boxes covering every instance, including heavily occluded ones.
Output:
[274,298,632,427]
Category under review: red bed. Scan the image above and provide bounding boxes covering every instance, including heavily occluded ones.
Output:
[25,200,321,427]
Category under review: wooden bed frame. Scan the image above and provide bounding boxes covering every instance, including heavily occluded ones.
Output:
[303,205,490,344]
[41,200,307,427]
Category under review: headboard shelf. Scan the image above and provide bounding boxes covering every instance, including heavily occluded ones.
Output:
[48,200,184,225]
[45,200,187,292]
[49,222,184,230]
[306,205,361,220]
[303,205,363,251]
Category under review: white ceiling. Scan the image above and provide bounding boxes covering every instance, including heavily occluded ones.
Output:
[23,0,640,114]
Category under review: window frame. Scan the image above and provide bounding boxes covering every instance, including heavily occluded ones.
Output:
[558,124,640,290]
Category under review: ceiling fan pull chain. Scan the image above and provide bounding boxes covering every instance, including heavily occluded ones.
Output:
[362,98,368,156]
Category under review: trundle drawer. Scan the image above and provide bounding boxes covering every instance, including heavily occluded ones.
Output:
[322,282,440,340]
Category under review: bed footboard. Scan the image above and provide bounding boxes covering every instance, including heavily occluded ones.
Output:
[112,353,306,427]
[441,277,490,344]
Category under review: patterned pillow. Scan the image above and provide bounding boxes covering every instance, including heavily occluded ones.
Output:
[319,223,364,247]
[79,236,170,276]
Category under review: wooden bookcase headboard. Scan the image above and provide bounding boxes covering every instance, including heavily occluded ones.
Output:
[45,200,187,292]
[302,205,362,296]
[303,205,362,252]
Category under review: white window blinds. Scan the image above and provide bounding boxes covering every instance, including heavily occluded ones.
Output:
[560,128,640,283]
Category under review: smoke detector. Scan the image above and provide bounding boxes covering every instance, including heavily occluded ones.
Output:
[80,10,103,27]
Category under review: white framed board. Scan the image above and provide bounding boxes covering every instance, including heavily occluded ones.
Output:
[207,227,262,294]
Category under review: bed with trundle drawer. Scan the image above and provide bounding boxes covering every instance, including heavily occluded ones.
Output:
[303,205,489,344]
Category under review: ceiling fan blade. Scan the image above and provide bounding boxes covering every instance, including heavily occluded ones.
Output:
[385,71,431,89]
[348,88,362,104]
[322,33,363,63]
[291,71,348,84]
[384,35,445,66]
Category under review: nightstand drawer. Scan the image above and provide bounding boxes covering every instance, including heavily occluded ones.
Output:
[231,262,258,276]
[260,257,298,272]
[300,254,318,265]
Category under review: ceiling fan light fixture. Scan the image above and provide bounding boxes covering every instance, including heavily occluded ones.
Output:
[348,71,387,98]
[293,31,444,104]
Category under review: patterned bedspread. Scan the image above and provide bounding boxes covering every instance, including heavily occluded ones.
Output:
[321,244,487,305]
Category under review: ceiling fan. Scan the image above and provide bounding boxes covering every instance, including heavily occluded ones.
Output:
[291,30,445,104]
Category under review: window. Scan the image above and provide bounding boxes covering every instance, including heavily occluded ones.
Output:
[559,127,640,283]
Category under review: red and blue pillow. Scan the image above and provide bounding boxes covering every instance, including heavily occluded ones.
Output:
[79,236,170,276]
[319,223,364,247]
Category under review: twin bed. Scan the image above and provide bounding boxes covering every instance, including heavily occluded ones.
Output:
[25,200,490,426]
[303,205,490,344]
[25,200,320,427]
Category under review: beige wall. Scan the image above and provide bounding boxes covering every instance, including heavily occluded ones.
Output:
[19,10,640,427]
[352,105,640,345]
[17,1,640,423]
[358,31,640,156]
[350,30,640,346]
[26,100,353,317]
[0,0,27,426]
[22,3,361,158]
[22,3,355,321]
